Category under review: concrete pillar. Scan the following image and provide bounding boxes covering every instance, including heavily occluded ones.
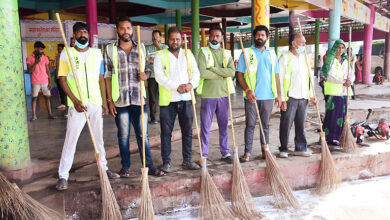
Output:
[384,32,390,80]
[328,0,341,49]
[0,0,31,171]
[253,0,270,46]
[191,0,200,55]
[230,32,235,59]
[314,19,320,77]
[176,10,182,30]
[289,10,295,50]
[48,10,55,20]
[86,0,98,48]
[274,27,278,55]
[362,5,375,84]
[201,28,207,47]
[164,24,169,44]
[109,0,116,24]
[222,18,227,47]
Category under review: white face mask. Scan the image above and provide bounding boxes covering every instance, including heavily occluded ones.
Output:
[296,45,305,54]
[209,42,221,49]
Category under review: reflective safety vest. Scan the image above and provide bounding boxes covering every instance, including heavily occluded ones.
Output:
[279,52,311,101]
[324,59,353,96]
[243,47,277,98]
[66,47,102,107]
[105,43,147,102]
[196,47,235,95]
[156,48,194,106]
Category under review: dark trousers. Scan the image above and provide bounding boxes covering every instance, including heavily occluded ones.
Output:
[279,98,308,153]
[56,78,67,105]
[160,101,193,164]
[147,77,159,120]
[244,99,273,154]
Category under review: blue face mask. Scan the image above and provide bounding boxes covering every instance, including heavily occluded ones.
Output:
[75,40,89,49]
[209,42,221,50]
[296,46,305,54]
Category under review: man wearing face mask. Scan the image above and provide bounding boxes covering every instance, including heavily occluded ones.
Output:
[196,26,235,163]
[56,22,119,191]
[278,33,316,158]
[236,25,282,162]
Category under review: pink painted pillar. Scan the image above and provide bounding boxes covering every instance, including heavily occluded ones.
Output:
[86,0,98,48]
[362,5,375,84]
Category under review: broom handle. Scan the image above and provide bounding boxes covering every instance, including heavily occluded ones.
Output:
[183,34,203,157]
[345,26,352,118]
[137,26,146,169]
[239,37,268,149]
[296,18,325,134]
[56,13,100,155]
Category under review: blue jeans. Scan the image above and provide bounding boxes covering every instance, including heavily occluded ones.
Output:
[115,105,154,170]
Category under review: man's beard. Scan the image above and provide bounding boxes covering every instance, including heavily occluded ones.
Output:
[76,37,88,44]
[119,33,132,42]
[210,40,219,45]
[169,44,180,51]
[254,39,266,47]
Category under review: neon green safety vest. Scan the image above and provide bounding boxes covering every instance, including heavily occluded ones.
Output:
[66,47,102,107]
[280,52,311,101]
[196,47,235,95]
[324,59,353,96]
[156,48,194,106]
[243,47,277,98]
[105,43,147,102]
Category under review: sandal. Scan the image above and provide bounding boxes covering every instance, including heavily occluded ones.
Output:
[119,168,131,178]
[239,153,251,163]
[148,167,166,177]
[106,169,120,179]
[56,178,68,191]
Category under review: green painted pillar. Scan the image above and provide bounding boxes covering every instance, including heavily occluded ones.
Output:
[164,24,169,45]
[314,19,320,77]
[274,28,279,55]
[191,0,200,55]
[176,10,182,30]
[48,10,55,20]
[0,0,31,171]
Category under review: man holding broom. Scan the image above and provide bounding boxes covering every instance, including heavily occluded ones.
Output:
[56,22,119,191]
[237,25,282,162]
[278,33,316,158]
[197,26,235,163]
[104,17,165,178]
[154,27,201,172]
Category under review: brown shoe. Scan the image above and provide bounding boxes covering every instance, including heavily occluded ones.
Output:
[239,153,251,162]
[182,161,200,170]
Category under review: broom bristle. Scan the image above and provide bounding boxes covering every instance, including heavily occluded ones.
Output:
[198,157,235,220]
[0,173,63,220]
[340,120,358,153]
[232,151,263,219]
[316,135,341,194]
[96,153,122,220]
[264,148,299,209]
[139,168,155,220]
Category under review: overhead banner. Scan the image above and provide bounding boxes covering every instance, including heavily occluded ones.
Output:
[305,0,334,10]
[341,0,370,25]
[374,12,390,32]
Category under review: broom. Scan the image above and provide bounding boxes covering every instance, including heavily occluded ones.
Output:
[296,18,341,193]
[136,25,156,220]
[217,24,263,219]
[339,26,358,153]
[239,38,298,209]
[0,173,63,220]
[55,13,122,220]
[183,34,235,220]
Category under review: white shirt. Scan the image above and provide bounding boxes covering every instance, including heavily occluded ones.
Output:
[327,57,355,96]
[279,51,314,101]
[154,48,200,102]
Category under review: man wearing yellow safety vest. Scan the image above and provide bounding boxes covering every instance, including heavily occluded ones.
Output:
[197,26,235,163]
[104,17,165,178]
[154,27,201,172]
[236,25,282,162]
[56,22,119,191]
[278,33,316,158]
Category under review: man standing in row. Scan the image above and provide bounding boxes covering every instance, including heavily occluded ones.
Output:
[56,22,119,191]
[197,26,235,163]
[154,27,200,172]
[237,25,282,162]
[104,17,164,178]
[278,33,315,158]
[145,30,169,124]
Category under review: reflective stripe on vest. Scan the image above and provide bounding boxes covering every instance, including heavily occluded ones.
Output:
[106,43,147,102]
[157,48,194,106]
[324,59,353,96]
[196,47,235,95]
[66,47,102,107]
[243,48,277,98]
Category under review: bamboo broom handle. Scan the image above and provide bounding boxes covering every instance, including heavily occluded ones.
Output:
[137,26,146,169]
[56,13,100,155]
[239,37,268,149]
[183,34,203,157]
[345,26,352,118]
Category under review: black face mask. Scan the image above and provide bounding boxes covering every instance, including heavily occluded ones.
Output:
[118,33,132,42]
[254,38,266,47]
[76,37,88,45]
